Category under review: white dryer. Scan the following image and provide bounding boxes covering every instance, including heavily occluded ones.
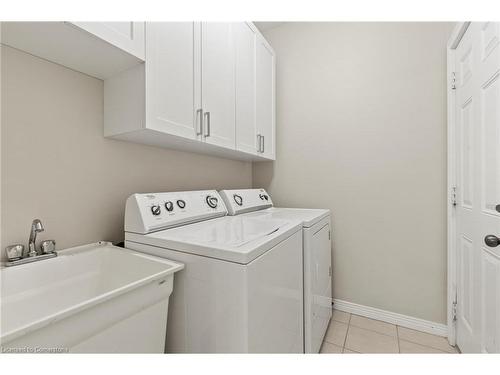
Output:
[124,190,304,353]
[219,189,332,353]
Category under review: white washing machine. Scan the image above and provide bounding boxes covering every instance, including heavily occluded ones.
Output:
[219,189,332,353]
[124,190,304,353]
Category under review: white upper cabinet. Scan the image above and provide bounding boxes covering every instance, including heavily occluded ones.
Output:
[72,22,145,60]
[235,23,257,155]
[1,22,145,79]
[145,22,200,140]
[256,36,276,160]
[201,23,236,149]
[103,22,275,161]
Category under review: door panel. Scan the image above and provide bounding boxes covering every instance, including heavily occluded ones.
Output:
[481,72,500,214]
[480,22,499,63]
[459,236,474,331]
[460,97,474,208]
[145,22,200,140]
[201,23,236,149]
[481,250,500,353]
[235,23,257,154]
[455,22,500,353]
[256,37,275,159]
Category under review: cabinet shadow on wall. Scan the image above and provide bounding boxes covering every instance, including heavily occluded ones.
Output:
[253,161,274,187]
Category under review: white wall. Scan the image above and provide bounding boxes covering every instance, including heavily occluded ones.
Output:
[253,22,454,324]
[0,45,252,260]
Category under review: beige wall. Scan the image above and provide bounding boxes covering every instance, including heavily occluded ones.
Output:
[0,46,252,261]
[253,22,454,324]
[1,23,454,324]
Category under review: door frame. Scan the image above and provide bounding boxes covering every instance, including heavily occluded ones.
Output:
[446,21,471,347]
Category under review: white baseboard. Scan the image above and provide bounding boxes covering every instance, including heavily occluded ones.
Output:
[333,299,448,337]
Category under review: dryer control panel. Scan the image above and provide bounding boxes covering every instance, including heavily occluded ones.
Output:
[219,189,273,216]
[125,190,227,234]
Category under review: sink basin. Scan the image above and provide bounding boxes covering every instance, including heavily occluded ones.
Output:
[0,242,183,353]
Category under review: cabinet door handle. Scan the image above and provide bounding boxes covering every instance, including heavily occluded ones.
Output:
[204,112,211,137]
[261,135,265,153]
[196,108,203,135]
[257,134,262,152]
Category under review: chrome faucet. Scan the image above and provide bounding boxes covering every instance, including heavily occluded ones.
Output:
[4,218,57,266]
[27,219,44,257]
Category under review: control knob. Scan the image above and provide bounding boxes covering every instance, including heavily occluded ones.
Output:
[165,201,174,212]
[151,205,161,216]
[177,199,186,209]
[233,194,243,206]
[206,195,218,209]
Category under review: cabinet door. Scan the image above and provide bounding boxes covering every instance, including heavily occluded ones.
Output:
[256,36,276,159]
[201,23,236,149]
[72,22,145,60]
[145,22,201,140]
[234,23,257,154]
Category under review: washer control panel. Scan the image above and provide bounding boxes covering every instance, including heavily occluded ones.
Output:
[219,189,273,216]
[125,190,227,234]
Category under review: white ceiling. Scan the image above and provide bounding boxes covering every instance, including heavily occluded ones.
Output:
[253,22,286,32]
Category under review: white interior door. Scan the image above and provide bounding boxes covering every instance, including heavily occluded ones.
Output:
[145,22,201,140]
[455,22,500,353]
[201,22,236,149]
[477,21,500,354]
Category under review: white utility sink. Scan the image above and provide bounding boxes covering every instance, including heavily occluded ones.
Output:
[0,242,183,353]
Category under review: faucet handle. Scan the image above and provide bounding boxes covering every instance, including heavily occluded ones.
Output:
[5,244,24,261]
[41,240,56,254]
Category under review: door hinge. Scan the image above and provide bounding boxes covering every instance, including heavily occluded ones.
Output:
[451,72,457,90]
[328,266,332,277]
[451,186,457,207]
[452,294,458,322]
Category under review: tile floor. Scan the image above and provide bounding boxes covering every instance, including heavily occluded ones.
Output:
[320,309,459,354]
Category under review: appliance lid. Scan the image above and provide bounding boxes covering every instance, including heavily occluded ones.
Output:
[244,207,331,228]
[164,216,289,247]
[125,215,302,264]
